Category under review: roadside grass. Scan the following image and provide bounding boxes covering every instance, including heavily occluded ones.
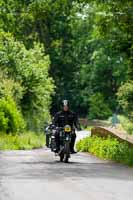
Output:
[85,126,93,131]
[0,132,45,150]
[76,135,133,166]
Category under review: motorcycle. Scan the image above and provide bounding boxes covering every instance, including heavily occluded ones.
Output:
[50,125,72,163]
[45,123,55,147]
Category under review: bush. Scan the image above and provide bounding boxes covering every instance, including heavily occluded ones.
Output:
[117,81,133,120]
[0,71,24,105]
[76,136,133,166]
[0,97,25,133]
[88,93,112,120]
[118,115,133,135]
[0,32,54,131]
[0,132,45,150]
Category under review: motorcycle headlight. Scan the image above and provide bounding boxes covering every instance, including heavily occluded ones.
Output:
[64,125,71,132]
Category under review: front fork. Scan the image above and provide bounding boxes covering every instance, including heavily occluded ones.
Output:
[63,134,71,156]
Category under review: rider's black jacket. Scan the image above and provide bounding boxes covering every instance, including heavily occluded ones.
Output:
[53,110,81,130]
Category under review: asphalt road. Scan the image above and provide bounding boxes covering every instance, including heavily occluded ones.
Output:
[0,131,133,200]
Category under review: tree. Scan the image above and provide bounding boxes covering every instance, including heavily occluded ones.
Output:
[0,0,132,120]
[0,32,54,131]
[88,93,112,120]
[117,81,133,120]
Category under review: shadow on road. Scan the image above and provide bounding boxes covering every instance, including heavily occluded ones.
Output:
[0,150,133,182]
[4,160,132,181]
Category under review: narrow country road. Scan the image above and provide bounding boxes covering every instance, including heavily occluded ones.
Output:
[0,131,133,200]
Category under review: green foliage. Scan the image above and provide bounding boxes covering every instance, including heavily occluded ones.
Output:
[0,0,133,125]
[0,132,45,150]
[117,81,133,120]
[0,98,25,133]
[76,136,133,166]
[0,32,54,131]
[0,71,24,104]
[68,2,130,115]
[118,115,133,135]
[89,93,112,119]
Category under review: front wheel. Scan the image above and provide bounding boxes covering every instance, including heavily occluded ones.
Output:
[64,142,70,163]
[64,155,69,163]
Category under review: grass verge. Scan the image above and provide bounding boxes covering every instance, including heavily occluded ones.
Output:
[0,132,45,150]
[85,126,93,131]
[76,135,133,166]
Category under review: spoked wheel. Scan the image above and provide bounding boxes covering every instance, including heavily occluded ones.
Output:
[63,142,70,163]
[64,155,69,163]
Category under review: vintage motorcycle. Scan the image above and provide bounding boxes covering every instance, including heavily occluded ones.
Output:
[50,125,72,163]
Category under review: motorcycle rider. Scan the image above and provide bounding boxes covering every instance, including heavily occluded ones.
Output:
[53,100,81,154]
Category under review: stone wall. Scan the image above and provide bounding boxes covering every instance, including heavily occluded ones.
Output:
[91,126,133,146]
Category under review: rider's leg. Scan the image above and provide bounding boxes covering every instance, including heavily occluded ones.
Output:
[70,131,76,153]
